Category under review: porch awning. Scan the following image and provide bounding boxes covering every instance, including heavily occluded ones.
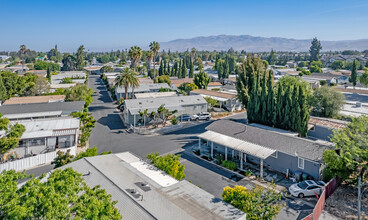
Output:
[198,130,276,159]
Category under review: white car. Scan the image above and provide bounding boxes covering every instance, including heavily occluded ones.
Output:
[289,180,326,198]
[192,112,211,121]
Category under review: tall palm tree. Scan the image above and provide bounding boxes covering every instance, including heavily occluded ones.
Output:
[115,67,140,100]
[128,46,143,70]
[146,51,154,73]
[149,41,160,72]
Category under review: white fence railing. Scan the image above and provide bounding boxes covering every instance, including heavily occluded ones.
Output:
[0,146,76,172]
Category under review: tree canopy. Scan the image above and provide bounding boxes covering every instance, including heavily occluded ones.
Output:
[323,116,368,183]
[146,152,186,180]
[194,71,211,89]
[309,37,322,62]
[222,185,283,220]
[310,86,345,118]
[0,168,121,219]
[0,113,26,154]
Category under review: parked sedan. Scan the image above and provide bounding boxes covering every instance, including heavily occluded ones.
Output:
[192,112,211,121]
[289,180,325,198]
[177,114,192,121]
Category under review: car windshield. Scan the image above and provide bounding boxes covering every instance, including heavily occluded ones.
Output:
[297,181,308,190]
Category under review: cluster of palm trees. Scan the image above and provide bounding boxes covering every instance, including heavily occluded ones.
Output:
[116,41,161,100]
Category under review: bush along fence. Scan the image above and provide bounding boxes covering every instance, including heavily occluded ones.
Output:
[302,177,338,220]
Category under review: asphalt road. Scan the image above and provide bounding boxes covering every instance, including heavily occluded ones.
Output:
[25,75,322,219]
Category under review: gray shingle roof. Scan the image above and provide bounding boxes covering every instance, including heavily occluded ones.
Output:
[0,101,84,115]
[206,120,331,161]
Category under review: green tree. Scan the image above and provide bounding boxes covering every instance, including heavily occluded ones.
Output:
[351,60,358,88]
[70,108,96,147]
[65,84,93,107]
[181,59,187,78]
[189,60,194,78]
[194,71,211,89]
[149,41,160,72]
[76,45,86,71]
[28,76,50,95]
[61,54,76,71]
[0,168,121,219]
[100,65,114,73]
[154,75,171,85]
[138,109,149,127]
[204,96,219,110]
[0,76,7,101]
[330,60,344,70]
[359,72,368,87]
[310,86,345,118]
[128,46,143,70]
[323,116,368,183]
[178,82,198,94]
[298,61,307,68]
[114,68,140,100]
[309,37,322,62]
[145,50,154,72]
[267,49,277,65]
[52,149,74,168]
[222,185,283,220]
[146,152,186,180]
[0,113,26,154]
[61,77,74,84]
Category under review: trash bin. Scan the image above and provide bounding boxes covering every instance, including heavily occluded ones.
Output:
[295,171,302,182]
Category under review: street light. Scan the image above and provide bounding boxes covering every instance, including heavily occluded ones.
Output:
[358,176,368,220]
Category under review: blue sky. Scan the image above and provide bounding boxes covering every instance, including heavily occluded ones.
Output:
[1,0,368,52]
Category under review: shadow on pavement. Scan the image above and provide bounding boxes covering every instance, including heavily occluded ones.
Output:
[97,114,126,130]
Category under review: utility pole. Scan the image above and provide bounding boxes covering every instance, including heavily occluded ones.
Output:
[358,176,368,220]
[358,177,361,220]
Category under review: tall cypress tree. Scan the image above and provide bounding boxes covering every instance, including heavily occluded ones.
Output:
[298,84,310,137]
[181,59,187,78]
[260,71,268,124]
[351,60,357,88]
[159,60,164,76]
[189,60,194,78]
[266,70,274,125]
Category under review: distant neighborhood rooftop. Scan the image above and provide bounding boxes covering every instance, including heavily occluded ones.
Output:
[206,120,331,161]
[191,89,237,100]
[115,83,172,93]
[0,101,84,115]
[63,152,246,220]
[3,95,65,105]
[309,116,348,130]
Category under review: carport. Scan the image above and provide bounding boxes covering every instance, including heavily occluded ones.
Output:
[198,130,276,179]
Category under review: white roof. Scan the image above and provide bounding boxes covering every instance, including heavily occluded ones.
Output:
[116,152,178,187]
[198,130,276,159]
[124,95,206,115]
[0,118,80,139]
[134,92,177,99]
[4,111,63,120]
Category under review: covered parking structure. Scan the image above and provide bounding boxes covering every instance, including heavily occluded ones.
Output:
[198,130,276,179]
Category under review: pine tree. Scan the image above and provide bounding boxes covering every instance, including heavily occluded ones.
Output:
[178,60,182,79]
[309,37,322,62]
[46,66,51,83]
[76,45,86,70]
[167,61,170,76]
[298,84,310,137]
[217,61,223,79]
[351,60,358,88]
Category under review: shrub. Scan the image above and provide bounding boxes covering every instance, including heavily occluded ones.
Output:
[222,160,237,171]
[171,116,178,125]
[61,77,73,84]
[146,152,186,180]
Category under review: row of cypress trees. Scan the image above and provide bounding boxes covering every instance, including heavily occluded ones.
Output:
[158,58,194,79]
[236,56,311,136]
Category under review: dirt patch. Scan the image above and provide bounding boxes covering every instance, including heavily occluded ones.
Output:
[325,184,368,219]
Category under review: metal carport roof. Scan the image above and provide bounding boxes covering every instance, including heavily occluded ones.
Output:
[198,130,276,159]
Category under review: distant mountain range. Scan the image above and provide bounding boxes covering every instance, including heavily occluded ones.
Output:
[159,35,368,52]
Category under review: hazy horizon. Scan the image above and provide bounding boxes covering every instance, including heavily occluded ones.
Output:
[1,0,368,52]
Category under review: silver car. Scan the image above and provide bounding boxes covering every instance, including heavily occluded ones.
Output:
[289,180,326,198]
[192,112,211,121]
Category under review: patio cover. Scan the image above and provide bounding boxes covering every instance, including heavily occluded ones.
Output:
[198,130,276,160]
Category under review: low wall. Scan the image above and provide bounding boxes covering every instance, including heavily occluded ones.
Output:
[0,146,76,172]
